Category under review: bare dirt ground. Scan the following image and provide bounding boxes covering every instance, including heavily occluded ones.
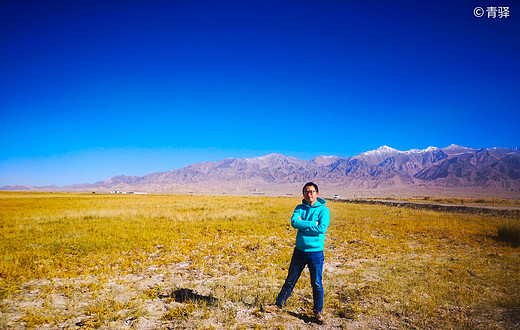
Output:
[1,261,385,329]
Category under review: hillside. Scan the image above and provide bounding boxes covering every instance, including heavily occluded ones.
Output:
[2,145,520,197]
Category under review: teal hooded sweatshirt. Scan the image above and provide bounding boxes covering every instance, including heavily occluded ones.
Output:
[291,197,330,252]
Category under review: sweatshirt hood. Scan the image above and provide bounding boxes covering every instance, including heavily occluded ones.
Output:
[302,197,327,207]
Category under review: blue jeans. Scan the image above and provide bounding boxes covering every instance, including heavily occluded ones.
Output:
[275,248,324,314]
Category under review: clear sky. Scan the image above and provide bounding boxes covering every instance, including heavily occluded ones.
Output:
[1,0,519,186]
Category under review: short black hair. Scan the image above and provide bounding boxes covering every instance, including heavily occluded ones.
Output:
[302,182,319,194]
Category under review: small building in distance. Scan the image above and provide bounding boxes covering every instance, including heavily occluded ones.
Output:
[111,190,137,194]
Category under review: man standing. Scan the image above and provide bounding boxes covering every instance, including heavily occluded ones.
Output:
[265,182,330,324]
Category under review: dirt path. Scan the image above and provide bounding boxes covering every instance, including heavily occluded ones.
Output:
[333,198,520,218]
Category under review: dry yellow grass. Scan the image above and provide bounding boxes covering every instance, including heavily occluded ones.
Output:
[393,196,520,207]
[0,191,519,328]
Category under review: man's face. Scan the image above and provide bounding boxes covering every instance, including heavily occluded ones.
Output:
[303,186,319,206]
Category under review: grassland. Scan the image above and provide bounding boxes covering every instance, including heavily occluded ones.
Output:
[384,196,520,208]
[1,191,519,329]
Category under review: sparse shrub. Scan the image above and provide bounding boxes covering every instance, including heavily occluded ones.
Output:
[0,280,17,299]
[497,222,520,246]
[333,290,360,319]
[18,308,52,327]
[141,285,164,300]
[162,303,195,321]
[84,298,139,327]
[337,304,359,319]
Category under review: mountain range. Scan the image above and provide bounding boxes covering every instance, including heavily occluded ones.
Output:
[2,145,520,197]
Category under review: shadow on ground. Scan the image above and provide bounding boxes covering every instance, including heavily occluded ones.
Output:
[286,310,319,324]
[160,288,220,305]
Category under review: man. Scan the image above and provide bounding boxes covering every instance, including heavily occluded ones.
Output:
[264,182,330,324]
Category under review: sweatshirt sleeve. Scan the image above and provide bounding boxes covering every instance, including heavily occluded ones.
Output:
[305,208,330,234]
[291,206,313,230]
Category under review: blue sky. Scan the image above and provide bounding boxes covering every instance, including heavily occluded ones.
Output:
[1,0,519,186]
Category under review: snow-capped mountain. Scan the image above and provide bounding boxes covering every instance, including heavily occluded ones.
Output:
[441,144,477,155]
[3,145,520,194]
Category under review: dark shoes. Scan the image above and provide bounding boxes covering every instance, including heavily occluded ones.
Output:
[263,304,282,314]
[265,304,325,325]
[314,311,326,325]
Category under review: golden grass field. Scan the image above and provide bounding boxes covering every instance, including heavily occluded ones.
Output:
[384,196,520,208]
[1,191,519,329]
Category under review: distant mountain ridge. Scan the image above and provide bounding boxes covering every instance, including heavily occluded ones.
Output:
[2,145,520,196]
